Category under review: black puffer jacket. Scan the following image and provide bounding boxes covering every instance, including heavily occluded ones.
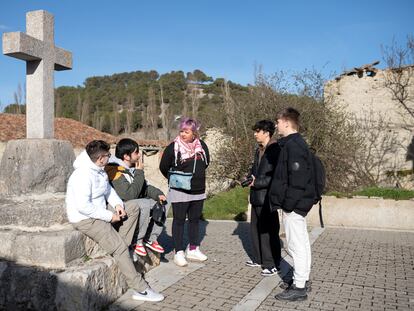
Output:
[159,140,210,195]
[269,133,315,216]
[249,140,281,206]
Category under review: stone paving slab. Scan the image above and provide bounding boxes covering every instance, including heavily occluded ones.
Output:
[109,220,414,311]
[257,228,414,311]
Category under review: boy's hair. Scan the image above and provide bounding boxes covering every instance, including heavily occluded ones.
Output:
[276,107,300,129]
[252,120,275,137]
[86,140,110,162]
[115,138,139,160]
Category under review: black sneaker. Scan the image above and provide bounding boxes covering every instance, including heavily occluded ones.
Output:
[245,260,261,267]
[275,285,307,301]
[280,280,312,292]
[261,267,278,276]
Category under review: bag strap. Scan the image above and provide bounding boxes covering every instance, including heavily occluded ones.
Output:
[173,151,197,174]
[191,153,197,173]
[319,199,324,228]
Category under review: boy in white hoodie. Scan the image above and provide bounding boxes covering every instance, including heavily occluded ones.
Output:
[66,140,164,302]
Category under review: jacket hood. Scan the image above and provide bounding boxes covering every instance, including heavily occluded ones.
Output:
[73,150,103,171]
[108,155,136,174]
[108,155,135,171]
[108,155,126,167]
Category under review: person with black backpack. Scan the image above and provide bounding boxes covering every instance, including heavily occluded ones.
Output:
[269,107,315,302]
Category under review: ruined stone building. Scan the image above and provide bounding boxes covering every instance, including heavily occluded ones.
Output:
[324,62,414,186]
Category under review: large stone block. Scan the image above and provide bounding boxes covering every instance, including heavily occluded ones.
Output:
[55,258,127,311]
[0,226,86,269]
[0,258,127,311]
[0,139,75,195]
[0,261,58,311]
[0,193,67,227]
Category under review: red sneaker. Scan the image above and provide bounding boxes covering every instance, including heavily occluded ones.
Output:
[144,240,165,254]
[134,243,147,256]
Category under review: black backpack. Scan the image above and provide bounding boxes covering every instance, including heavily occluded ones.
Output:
[309,149,326,227]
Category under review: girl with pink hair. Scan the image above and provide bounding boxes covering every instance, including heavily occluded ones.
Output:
[159,117,210,267]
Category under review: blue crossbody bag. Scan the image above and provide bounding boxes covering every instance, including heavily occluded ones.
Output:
[168,154,197,190]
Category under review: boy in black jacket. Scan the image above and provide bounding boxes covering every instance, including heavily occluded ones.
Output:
[270,108,314,301]
[245,120,281,277]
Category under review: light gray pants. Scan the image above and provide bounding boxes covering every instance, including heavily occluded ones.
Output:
[72,200,148,292]
[134,198,170,244]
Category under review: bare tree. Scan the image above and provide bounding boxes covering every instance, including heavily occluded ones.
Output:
[76,92,82,121]
[80,96,90,124]
[351,111,400,187]
[145,87,158,139]
[159,82,173,140]
[126,93,134,134]
[381,35,414,185]
[190,87,200,119]
[111,101,120,135]
[93,108,103,131]
[182,92,189,117]
[13,83,24,114]
[382,35,414,128]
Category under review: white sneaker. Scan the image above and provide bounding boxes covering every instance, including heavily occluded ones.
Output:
[131,287,164,302]
[186,246,208,262]
[174,250,188,267]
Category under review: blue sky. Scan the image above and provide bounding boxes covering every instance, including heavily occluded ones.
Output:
[0,0,413,109]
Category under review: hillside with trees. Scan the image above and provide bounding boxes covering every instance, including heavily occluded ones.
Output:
[51,69,249,139]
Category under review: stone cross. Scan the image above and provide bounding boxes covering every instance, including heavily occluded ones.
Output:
[2,10,72,139]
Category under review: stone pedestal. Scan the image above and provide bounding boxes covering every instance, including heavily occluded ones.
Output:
[0,139,75,195]
[0,175,161,310]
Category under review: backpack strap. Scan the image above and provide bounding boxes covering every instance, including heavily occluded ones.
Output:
[319,199,324,228]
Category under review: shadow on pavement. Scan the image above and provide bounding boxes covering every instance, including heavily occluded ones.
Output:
[232,221,253,260]
[158,219,209,260]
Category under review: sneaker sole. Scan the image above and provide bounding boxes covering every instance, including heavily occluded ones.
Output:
[261,273,277,277]
[186,256,207,262]
[132,295,165,302]
[145,245,165,253]
[173,261,188,267]
[275,295,307,301]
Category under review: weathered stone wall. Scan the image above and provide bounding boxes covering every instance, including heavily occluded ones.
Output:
[325,68,414,176]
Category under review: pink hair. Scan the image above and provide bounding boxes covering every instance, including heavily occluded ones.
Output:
[178,117,200,132]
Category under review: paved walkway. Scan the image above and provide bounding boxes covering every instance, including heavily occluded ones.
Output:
[110,220,414,311]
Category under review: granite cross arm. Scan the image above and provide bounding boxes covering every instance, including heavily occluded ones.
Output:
[2,10,72,139]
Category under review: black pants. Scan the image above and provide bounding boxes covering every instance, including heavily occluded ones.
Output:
[250,203,281,269]
[172,200,204,252]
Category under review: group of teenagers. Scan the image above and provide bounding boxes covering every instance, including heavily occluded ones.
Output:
[65,106,315,304]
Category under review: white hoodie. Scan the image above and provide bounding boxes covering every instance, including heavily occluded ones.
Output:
[66,150,123,223]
